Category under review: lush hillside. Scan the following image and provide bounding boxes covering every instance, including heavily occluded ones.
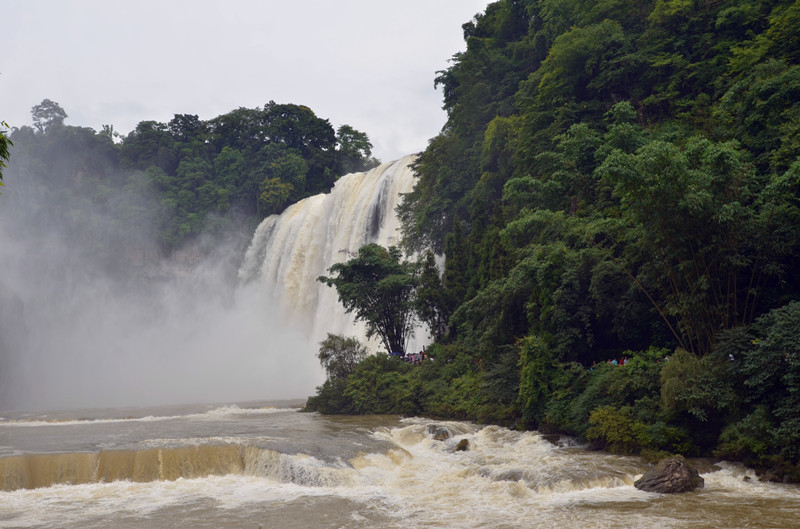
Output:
[307,0,800,482]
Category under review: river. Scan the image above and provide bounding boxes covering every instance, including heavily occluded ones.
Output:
[0,401,797,528]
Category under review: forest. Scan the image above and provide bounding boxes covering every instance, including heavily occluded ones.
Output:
[306,0,800,483]
[2,99,376,268]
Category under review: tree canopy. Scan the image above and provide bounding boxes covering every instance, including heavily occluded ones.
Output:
[5,100,378,254]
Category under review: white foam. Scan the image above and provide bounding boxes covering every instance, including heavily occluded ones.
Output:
[0,405,294,428]
[2,419,799,529]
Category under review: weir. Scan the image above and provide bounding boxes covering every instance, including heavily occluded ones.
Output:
[238,154,421,351]
[0,445,242,491]
[0,444,344,491]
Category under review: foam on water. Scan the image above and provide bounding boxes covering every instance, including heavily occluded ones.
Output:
[1,412,799,528]
[0,404,293,428]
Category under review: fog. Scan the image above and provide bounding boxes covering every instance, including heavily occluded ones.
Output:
[0,145,326,413]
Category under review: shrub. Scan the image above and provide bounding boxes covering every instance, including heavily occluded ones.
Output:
[715,406,773,464]
[586,405,638,454]
[344,354,416,415]
[304,378,354,414]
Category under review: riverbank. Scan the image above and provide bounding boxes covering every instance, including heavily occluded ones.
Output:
[303,345,800,485]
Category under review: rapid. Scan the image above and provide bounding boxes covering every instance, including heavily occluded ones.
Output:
[1,403,798,528]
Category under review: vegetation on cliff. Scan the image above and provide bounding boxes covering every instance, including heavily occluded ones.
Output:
[306,0,800,482]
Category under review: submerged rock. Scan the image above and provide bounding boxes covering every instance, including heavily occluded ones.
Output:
[426,424,451,441]
[634,456,704,493]
[455,439,469,451]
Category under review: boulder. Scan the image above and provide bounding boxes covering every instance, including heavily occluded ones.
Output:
[455,439,469,451]
[634,456,704,493]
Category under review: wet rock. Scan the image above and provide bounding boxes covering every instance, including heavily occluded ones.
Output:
[634,456,704,494]
[426,424,451,441]
[540,434,561,446]
[455,439,469,451]
[758,469,782,483]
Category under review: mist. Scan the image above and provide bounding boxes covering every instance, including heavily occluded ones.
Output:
[0,141,325,412]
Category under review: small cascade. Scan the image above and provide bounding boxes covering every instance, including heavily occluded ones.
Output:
[238,155,421,352]
[242,447,349,487]
[0,444,352,492]
[0,445,246,491]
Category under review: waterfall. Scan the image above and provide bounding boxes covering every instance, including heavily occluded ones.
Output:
[238,154,420,353]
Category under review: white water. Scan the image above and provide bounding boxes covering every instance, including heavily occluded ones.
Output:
[1,406,799,529]
[239,154,422,352]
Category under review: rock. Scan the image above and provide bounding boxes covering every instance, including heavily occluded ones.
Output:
[540,434,561,446]
[455,439,469,451]
[634,456,704,493]
[425,424,451,441]
[758,469,782,483]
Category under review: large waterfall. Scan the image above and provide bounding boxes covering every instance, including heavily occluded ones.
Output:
[238,154,420,352]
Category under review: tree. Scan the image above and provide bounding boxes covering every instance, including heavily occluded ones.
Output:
[168,113,207,143]
[740,301,800,460]
[316,333,368,380]
[31,99,67,133]
[414,250,451,342]
[0,121,11,191]
[318,244,417,355]
[336,124,377,174]
[596,135,787,354]
[259,177,294,215]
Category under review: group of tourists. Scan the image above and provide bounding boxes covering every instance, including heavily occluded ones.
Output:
[589,357,631,371]
[389,349,431,365]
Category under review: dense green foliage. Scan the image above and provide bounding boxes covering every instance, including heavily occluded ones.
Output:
[5,100,377,255]
[315,333,369,381]
[0,121,11,192]
[318,244,421,356]
[310,0,800,481]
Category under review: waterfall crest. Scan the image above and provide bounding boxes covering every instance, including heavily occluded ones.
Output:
[238,154,419,351]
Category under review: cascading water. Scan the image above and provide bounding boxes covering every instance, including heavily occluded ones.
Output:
[238,154,422,353]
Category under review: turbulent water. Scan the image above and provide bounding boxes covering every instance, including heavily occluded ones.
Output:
[238,154,422,351]
[0,402,798,529]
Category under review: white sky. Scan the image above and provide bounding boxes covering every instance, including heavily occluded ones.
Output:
[2,0,489,162]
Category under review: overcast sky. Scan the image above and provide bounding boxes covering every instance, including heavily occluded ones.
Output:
[2,1,490,162]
